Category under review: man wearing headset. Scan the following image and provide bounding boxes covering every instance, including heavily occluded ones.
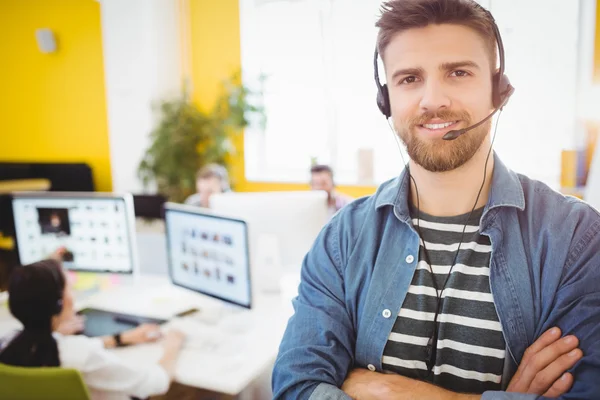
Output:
[272,1,600,399]
[184,163,231,208]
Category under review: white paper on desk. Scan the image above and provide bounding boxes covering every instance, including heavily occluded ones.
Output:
[253,233,283,294]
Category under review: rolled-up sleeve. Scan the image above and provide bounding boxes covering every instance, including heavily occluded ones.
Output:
[272,216,355,400]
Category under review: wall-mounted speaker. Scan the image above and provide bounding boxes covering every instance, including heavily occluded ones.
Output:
[35,28,57,54]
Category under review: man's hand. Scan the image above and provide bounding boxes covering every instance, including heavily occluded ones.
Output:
[342,327,581,400]
[507,327,582,397]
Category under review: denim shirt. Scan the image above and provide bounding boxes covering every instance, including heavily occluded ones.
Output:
[273,154,600,400]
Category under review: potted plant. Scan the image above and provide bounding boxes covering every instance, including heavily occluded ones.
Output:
[138,72,265,202]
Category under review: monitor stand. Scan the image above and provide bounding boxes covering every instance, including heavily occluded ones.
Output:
[253,233,283,294]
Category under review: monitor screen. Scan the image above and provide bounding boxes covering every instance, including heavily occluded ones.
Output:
[12,193,137,274]
[164,204,252,309]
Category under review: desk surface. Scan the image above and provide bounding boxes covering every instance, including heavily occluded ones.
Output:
[0,273,297,395]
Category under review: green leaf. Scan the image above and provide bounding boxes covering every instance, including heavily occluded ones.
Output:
[137,70,267,202]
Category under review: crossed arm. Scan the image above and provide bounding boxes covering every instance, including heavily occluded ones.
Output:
[272,219,600,400]
[341,327,581,400]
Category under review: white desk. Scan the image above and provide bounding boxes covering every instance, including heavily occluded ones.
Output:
[0,272,298,397]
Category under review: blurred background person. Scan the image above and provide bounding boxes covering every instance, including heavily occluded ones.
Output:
[184,164,231,208]
[310,164,353,217]
[0,258,185,400]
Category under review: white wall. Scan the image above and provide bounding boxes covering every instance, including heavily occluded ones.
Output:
[576,0,599,124]
[99,0,184,193]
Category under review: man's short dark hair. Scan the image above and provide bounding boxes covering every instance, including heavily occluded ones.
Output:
[376,0,498,71]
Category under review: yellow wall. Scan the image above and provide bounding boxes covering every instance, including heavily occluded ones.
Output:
[0,0,111,191]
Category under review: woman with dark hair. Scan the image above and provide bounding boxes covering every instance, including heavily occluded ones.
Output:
[0,259,66,367]
[0,259,185,400]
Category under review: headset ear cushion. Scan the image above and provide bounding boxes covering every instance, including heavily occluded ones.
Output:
[493,73,514,108]
[376,83,391,118]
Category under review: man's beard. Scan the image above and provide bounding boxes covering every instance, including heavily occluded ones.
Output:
[396,110,490,172]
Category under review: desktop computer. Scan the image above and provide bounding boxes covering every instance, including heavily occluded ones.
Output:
[164,203,252,310]
[11,192,153,337]
[209,191,329,292]
[12,192,139,274]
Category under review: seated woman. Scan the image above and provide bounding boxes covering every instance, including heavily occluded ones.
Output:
[0,259,185,400]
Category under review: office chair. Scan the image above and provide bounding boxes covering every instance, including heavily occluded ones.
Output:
[0,362,91,400]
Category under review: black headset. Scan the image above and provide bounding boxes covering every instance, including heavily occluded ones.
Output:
[54,299,64,315]
[374,9,514,119]
[48,265,64,316]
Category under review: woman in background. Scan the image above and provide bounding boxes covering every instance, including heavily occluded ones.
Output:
[0,259,185,400]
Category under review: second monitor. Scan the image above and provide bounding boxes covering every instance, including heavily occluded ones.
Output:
[164,203,252,309]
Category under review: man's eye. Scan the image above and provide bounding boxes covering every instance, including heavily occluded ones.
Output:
[401,76,418,84]
[451,70,469,77]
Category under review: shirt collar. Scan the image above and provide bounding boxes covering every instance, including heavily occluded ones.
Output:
[375,152,526,222]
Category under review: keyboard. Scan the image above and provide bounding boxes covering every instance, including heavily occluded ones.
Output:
[166,317,243,354]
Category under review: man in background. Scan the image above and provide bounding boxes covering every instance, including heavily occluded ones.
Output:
[310,164,353,216]
[184,164,231,208]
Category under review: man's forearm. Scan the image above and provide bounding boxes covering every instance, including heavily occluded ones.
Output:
[342,369,481,400]
[383,374,481,400]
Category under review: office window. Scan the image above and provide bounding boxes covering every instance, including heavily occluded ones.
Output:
[240,0,581,187]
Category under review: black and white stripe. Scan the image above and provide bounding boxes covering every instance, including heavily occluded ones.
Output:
[382,207,505,394]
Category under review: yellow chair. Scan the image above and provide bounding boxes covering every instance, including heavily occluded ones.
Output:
[0,362,91,400]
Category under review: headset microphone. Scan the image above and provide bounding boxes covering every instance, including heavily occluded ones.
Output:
[442,85,513,140]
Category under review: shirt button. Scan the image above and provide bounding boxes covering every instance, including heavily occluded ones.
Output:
[367,364,376,372]
[382,309,392,318]
[405,254,415,263]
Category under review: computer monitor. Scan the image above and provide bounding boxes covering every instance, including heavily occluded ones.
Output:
[164,203,252,309]
[209,191,329,290]
[12,192,138,274]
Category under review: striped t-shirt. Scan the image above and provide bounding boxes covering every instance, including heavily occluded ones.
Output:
[382,206,506,393]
